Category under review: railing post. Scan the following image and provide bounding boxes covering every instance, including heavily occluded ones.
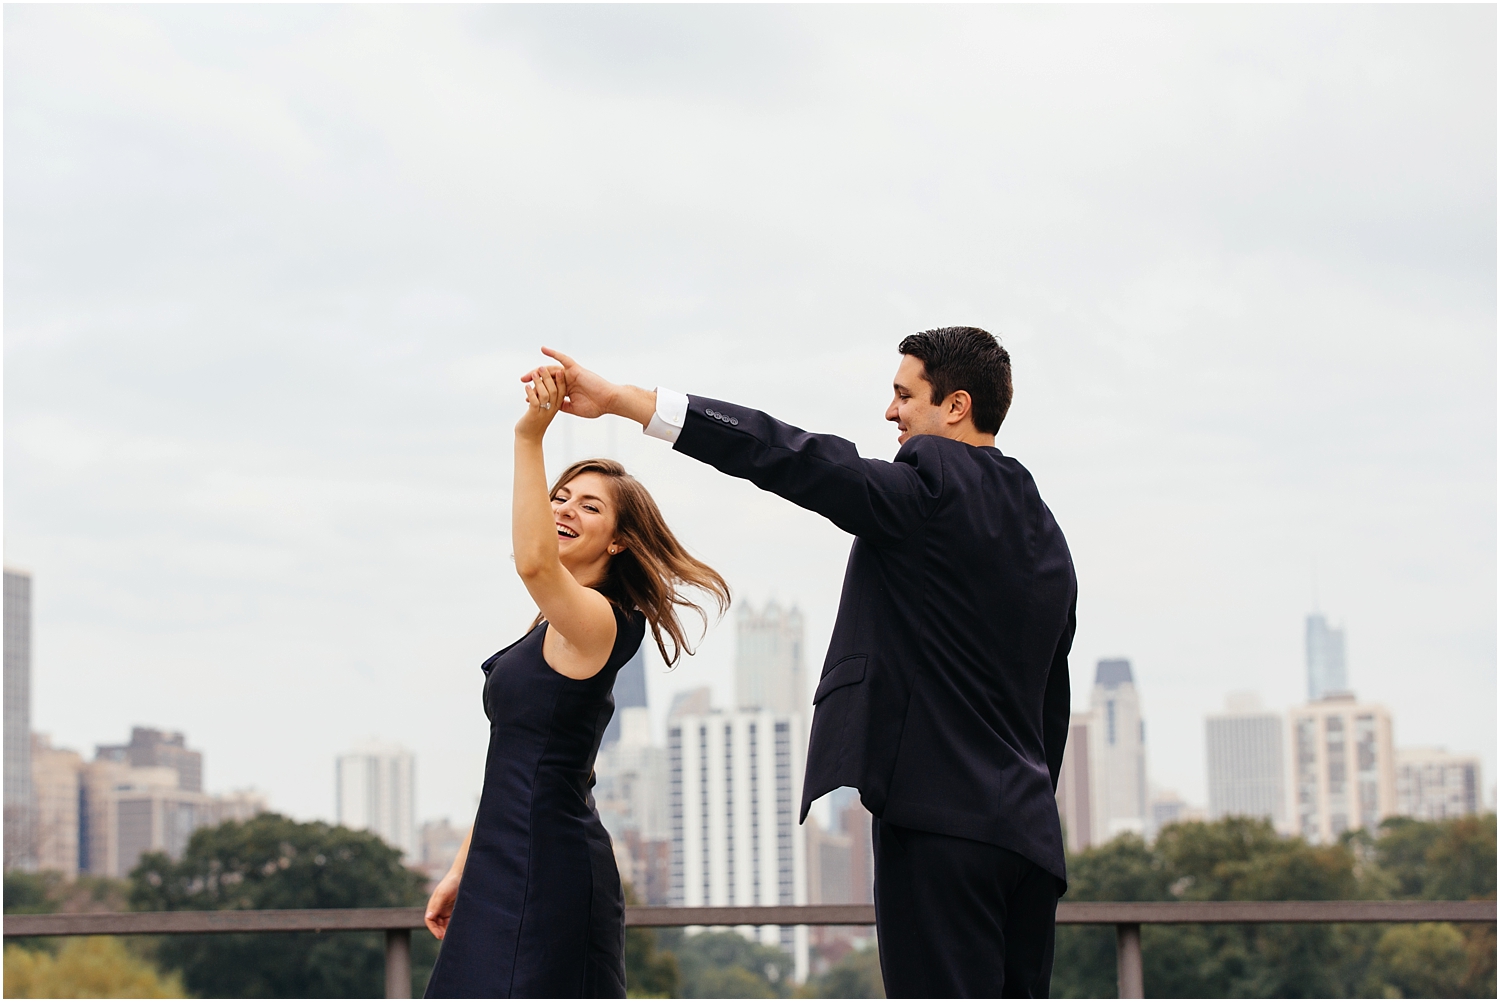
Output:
[385,928,412,999]
[1115,922,1143,998]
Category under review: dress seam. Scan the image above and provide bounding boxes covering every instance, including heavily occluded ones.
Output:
[507,673,567,998]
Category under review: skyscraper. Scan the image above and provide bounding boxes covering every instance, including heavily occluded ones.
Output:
[96,728,204,792]
[668,703,809,981]
[1205,693,1287,830]
[1091,659,1147,838]
[735,601,805,715]
[31,734,82,877]
[335,740,417,859]
[1305,614,1348,701]
[1289,693,1396,842]
[4,568,34,870]
[1054,711,1100,852]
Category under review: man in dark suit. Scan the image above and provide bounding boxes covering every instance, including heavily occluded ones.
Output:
[546,327,1076,998]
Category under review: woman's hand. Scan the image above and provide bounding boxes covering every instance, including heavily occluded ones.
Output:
[425,869,462,939]
[516,365,566,440]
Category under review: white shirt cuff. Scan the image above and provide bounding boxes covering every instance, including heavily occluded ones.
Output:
[644,386,688,444]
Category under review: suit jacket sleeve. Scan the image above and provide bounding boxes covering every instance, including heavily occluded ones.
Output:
[673,394,943,544]
[1043,597,1076,791]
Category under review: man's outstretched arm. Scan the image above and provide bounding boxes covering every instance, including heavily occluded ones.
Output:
[542,347,940,544]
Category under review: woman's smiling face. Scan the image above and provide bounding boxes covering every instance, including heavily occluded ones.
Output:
[551,471,621,568]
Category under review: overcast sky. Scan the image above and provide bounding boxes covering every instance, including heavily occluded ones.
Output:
[5,5,1495,830]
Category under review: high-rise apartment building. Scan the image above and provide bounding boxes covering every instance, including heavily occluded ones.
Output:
[96,728,203,793]
[31,734,82,877]
[668,705,809,981]
[1092,659,1147,838]
[1396,748,1481,821]
[335,740,417,859]
[1205,692,1287,830]
[1305,614,1348,701]
[736,601,805,715]
[1289,694,1396,842]
[5,568,34,869]
[1055,711,1100,852]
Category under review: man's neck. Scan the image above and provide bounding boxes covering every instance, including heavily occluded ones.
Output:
[944,426,996,449]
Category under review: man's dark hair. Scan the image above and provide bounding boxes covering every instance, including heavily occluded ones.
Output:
[897,326,1012,434]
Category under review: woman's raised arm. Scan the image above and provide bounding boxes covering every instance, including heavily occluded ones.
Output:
[513,366,618,679]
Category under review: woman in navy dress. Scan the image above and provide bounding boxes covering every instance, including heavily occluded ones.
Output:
[423,363,728,999]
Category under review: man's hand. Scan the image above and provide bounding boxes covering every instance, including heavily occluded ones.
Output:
[540,347,617,419]
[539,346,657,427]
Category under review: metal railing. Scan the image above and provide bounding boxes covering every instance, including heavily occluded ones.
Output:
[6,900,1494,999]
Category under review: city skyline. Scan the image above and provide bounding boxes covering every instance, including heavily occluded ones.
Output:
[5,5,1493,827]
[10,560,1492,833]
[9,585,1487,894]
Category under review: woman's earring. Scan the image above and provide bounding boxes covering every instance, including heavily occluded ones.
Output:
[608,546,616,554]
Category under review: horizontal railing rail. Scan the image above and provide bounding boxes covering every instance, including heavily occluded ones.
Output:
[6,900,1493,999]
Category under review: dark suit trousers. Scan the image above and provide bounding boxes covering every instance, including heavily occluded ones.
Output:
[873,820,1058,999]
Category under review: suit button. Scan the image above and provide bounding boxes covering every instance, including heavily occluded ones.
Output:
[730,418,739,426]
[704,408,715,417]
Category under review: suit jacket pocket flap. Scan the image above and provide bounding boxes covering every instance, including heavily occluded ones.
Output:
[813,655,867,703]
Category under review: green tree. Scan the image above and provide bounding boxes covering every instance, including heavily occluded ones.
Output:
[1373,813,1497,998]
[5,870,135,955]
[661,928,795,997]
[1370,922,1469,998]
[1054,820,1380,999]
[1374,817,1443,898]
[129,812,438,998]
[623,884,680,998]
[4,871,57,915]
[800,944,884,998]
[1052,833,1169,999]
[4,937,186,998]
[1421,815,1497,902]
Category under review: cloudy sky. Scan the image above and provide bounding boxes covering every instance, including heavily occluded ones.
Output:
[6,5,1494,829]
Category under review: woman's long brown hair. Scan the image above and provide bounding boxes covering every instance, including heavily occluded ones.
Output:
[544,458,730,666]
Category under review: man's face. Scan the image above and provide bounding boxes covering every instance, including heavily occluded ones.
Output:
[886,354,946,445]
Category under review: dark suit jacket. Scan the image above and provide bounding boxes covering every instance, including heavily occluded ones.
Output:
[675,396,1077,883]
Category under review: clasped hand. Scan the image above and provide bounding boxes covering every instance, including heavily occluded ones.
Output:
[516,365,567,439]
[517,347,626,436]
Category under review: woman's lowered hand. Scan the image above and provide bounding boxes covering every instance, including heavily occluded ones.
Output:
[425,869,461,939]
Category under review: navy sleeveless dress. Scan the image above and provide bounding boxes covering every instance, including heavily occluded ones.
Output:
[425,606,646,999]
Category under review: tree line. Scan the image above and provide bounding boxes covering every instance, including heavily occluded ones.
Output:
[3,811,1494,997]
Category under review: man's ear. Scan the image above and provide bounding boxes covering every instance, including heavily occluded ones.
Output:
[945,390,973,425]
